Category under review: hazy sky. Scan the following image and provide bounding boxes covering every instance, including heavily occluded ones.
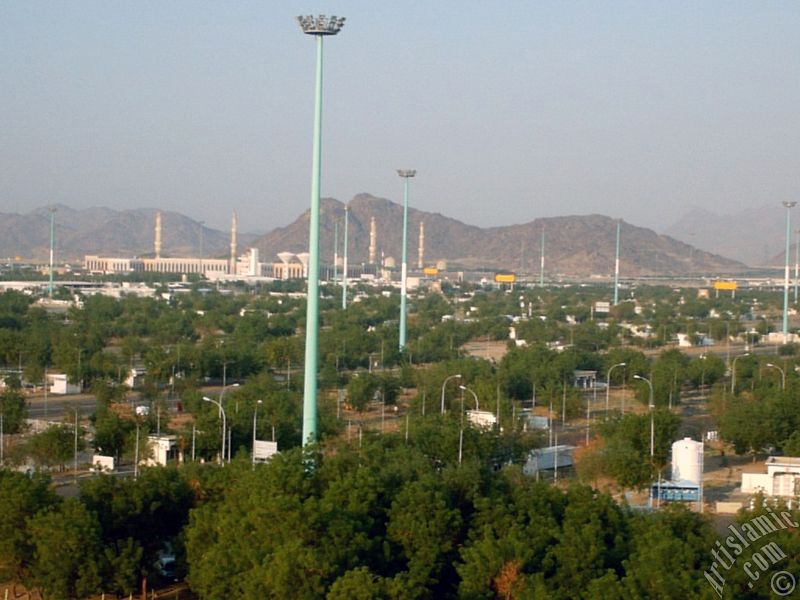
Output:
[2,2,799,233]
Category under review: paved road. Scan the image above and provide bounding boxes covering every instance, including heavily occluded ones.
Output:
[26,394,99,420]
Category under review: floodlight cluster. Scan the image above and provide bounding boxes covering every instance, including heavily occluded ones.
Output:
[397,169,417,178]
[296,15,346,35]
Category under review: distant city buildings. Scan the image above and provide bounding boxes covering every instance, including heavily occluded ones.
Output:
[82,211,449,284]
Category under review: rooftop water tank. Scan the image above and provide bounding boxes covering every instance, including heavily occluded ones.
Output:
[671,437,703,485]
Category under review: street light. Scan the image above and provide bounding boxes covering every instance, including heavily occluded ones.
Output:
[73,408,79,485]
[397,169,416,352]
[783,201,796,343]
[440,374,462,414]
[198,221,205,277]
[458,384,479,466]
[459,385,480,411]
[48,207,56,298]
[220,382,239,411]
[342,206,349,309]
[765,362,786,390]
[633,375,655,460]
[203,396,227,465]
[613,219,621,306]
[252,399,263,470]
[795,229,800,303]
[731,352,749,394]
[699,353,707,395]
[333,219,338,285]
[297,14,346,447]
[606,362,626,412]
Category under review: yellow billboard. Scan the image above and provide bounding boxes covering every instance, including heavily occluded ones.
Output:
[494,273,517,283]
[713,281,737,291]
[423,267,439,276]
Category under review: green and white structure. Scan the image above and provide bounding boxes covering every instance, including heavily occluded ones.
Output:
[296,14,345,446]
[539,227,545,287]
[48,207,56,298]
[397,169,416,351]
[342,206,349,309]
[783,201,796,344]
[613,219,621,305]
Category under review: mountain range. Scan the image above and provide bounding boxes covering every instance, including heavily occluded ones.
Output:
[0,205,254,264]
[251,194,745,277]
[0,197,753,276]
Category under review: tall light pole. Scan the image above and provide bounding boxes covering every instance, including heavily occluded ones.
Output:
[606,362,626,412]
[252,399,263,470]
[73,408,79,485]
[203,396,227,465]
[48,207,56,298]
[765,362,786,390]
[397,170,416,351]
[440,374,462,414]
[297,14,346,447]
[699,353,707,396]
[198,221,205,277]
[633,374,655,460]
[795,229,800,303]
[613,219,621,306]
[731,352,749,394]
[342,206,349,309]
[333,219,339,284]
[539,227,545,287]
[783,201,796,343]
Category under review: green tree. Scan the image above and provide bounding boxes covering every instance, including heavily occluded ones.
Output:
[593,411,680,489]
[0,379,27,434]
[0,470,59,580]
[92,403,135,460]
[25,423,84,471]
[327,567,386,600]
[347,373,380,412]
[27,499,103,600]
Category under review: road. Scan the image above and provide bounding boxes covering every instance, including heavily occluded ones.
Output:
[26,393,99,420]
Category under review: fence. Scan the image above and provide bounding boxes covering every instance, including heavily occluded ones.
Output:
[2,583,195,600]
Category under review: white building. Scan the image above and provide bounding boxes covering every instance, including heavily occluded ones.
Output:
[124,368,146,389]
[467,410,497,428]
[144,434,179,467]
[49,373,80,395]
[742,456,800,498]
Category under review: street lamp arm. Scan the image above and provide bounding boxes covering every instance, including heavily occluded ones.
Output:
[440,374,462,414]
[459,385,479,411]
[203,396,227,464]
[606,362,626,412]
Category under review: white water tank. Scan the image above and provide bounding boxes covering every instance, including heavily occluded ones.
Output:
[671,437,703,484]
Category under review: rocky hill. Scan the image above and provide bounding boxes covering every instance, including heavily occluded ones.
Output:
[254,193,746,277]
[1,198,748,276]
[0,206,254,263]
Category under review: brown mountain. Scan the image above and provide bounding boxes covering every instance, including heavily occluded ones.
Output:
[254,193,747,277]
[0,206,254,263]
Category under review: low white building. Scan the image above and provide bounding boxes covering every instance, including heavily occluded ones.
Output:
[49,373,80,395]
[144,434,179,467]
[124,368,146,389]
[467,410,497,428]
[741,456,800,497]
